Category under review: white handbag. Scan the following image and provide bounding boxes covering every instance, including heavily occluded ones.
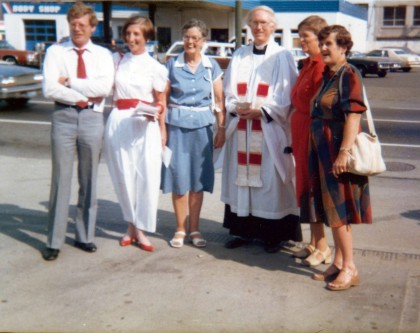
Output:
[339,73,386,176]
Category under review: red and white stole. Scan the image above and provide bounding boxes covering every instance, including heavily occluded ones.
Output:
[236,78,269,187]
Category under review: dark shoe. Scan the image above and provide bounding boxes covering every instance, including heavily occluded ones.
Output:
[264,241,282,253]
[74,241,97,253]
[225,237,249,249]
[42,247,60,261]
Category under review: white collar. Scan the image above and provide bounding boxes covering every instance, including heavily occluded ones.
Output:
[174,52,213,68]
[63,39,94,52]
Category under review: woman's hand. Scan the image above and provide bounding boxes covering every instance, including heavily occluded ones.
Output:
[332,151,350,178]
[160,126,167,149]
[214,128,226,148]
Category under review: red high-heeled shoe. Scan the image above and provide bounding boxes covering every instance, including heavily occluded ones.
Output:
[119,235,138,247]
[139,242,154,252]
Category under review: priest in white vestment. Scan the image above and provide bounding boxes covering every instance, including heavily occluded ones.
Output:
[221,6,302,252]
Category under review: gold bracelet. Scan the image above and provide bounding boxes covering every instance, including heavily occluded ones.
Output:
[339,147,351,154]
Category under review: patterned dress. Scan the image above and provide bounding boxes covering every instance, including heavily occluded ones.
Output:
[308,63,372,228]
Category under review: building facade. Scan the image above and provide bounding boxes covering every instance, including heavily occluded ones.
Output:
[2,0,368,53]
[350,0,420,52]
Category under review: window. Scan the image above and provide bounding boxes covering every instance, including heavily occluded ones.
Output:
[274,29,282,45]
[157,27,171,52]
[383,6,406,26]
[291,29,300,48]
[211,29,228,42]
[24,20,56,50]
[414,6,420,26]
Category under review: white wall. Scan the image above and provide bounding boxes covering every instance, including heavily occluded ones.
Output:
[275,12,368,52]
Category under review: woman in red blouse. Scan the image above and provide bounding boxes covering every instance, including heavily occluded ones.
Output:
[290,16,331,267]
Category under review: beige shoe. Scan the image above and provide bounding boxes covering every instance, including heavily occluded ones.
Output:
[327,267,360,291]
[303,247,332,267]
[169,231,186,248]
[292,244,315,259]
[312,264,341,282]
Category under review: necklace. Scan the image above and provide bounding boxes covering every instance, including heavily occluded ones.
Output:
[314,63,346,109]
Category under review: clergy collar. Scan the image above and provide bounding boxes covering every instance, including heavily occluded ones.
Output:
[253,44,267,55]
[174,52,213,68]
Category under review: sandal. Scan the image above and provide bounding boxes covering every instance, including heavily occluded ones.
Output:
[312,264,341,282]
[303,247,332,267]
[169,231,186,248]
[327,267,360,291]
[292,244,315,259]
[189,231,207,248]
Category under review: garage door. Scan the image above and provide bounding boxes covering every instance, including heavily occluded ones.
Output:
[24,19,56,51]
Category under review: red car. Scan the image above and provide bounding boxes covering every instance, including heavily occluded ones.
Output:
[0,40,39,67]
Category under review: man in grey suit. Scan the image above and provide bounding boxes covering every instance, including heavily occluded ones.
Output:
[42,2,114,260]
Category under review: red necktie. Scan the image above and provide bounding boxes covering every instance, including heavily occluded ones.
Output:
[75,48,88,108]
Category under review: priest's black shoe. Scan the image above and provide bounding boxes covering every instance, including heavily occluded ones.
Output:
[225,237,249,249]
[42,247,60,261]
[264,241,282,253]
[74,241,97,253]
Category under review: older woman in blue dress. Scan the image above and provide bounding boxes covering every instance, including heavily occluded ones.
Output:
[161,19,226,248]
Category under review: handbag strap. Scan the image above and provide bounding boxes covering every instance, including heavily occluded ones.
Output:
[339,66,377,137]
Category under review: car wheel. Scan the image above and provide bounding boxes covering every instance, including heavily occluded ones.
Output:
[6,98,29,108]
[356,66,367,77]
[377,71,387,78]
[4,56,18,65]
[402,67,411,72]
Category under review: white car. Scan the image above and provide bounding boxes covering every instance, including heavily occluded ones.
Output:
[289,48,307,69]
[164,41,235,70]
[366,48,420,72]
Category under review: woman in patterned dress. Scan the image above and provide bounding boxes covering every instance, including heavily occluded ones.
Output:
[309,25,372,290]
[290,15,331,267]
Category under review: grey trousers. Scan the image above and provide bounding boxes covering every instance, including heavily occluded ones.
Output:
[47,106,105,249]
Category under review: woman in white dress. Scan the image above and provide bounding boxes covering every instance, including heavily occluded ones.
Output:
[104,15,168,252]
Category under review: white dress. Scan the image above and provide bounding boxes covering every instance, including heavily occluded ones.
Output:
[104,52,168,232]
[221,40,299,220]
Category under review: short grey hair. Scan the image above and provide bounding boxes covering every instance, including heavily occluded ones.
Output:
[182,18,209,39]
[246,6,277,29]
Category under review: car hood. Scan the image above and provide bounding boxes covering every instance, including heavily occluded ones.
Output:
[362,56,400,63]
[0,64,41,78]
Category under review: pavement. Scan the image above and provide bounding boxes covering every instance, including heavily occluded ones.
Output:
[1,99,420,333]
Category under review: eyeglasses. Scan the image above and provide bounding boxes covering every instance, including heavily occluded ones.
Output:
[249,21,271,28]
[183,36,203,42]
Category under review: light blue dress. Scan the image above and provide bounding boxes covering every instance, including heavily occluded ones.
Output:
[161,52,223,195]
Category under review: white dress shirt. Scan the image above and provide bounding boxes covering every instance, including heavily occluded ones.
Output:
[42,39,114,112]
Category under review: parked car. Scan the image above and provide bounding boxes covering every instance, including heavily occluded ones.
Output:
[164,41,235,70]
[347,51,401,78]
[366,48,420,72]
[289,48,307,70]
[0,60,43,107]
[0,40,39,67]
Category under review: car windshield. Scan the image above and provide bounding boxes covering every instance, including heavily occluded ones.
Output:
[170,44,184,54]
[0,41,15,50]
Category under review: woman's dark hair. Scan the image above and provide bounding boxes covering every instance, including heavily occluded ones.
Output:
[121,15,154,42]
[298,15,328,36]
[318,25,353,56]
[182,19,209,39]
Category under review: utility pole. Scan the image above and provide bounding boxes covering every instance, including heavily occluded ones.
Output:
[235,0,242,49]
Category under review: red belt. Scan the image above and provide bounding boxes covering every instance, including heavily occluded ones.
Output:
[115,99,151,110]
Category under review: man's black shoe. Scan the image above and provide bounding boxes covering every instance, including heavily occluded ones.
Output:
[264,241,282,254]
[74,241,97,253]
[225,237,249,249]
[42,247,60,261]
